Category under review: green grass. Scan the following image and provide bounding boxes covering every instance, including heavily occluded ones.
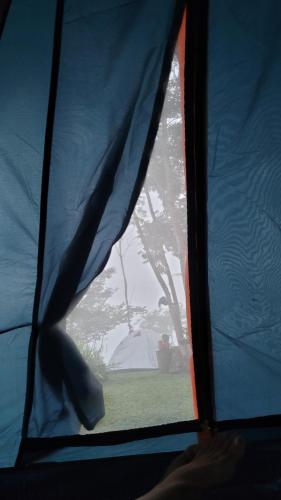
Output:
[86,370,194,434]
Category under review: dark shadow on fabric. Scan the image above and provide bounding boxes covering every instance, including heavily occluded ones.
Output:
[39,326,104,430]
[0,0,11,39]
[43,110,134,327]
[3,439,281,500]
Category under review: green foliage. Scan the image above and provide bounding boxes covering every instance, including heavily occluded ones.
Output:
[72,337,108,382]
[139,309,174,336]
[67,267,127,341]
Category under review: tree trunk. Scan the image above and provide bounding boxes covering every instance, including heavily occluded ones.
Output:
[143,188,184,342]
[133,212,184,343]
[160,118,186,288]
[117,240,133,334]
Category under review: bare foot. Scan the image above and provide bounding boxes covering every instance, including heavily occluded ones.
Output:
[138,433,245,500]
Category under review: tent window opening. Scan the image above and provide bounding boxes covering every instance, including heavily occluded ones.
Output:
[66,49,196,434]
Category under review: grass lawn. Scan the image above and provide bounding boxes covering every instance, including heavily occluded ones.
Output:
[87,370,195,434]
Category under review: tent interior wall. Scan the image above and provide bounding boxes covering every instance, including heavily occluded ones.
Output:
[1,0,281,499]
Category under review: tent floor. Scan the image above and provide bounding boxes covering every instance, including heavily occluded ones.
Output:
[1,438,281,499]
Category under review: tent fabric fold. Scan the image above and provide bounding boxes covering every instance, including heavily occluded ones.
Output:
[0,0,57,467]
[0,0,185,466]
[24,0,185,444]
[37,326,105,430]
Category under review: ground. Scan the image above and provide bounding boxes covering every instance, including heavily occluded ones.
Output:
[85,370,195,434]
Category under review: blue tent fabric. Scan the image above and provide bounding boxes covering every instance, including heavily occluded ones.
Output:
[29,326,104,437]
[0,0,184,467]
[32,433,198,464]
[0,0,56,467]
[208,0,281,420]
[0,0,55,334]
[1,0,184,454]
[0,328,30,468]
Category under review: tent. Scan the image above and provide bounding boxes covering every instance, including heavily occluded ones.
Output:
[1,0,281,498]
[109,330,161,371]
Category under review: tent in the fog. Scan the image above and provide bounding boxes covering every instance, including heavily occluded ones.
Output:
[109,329,161,371]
